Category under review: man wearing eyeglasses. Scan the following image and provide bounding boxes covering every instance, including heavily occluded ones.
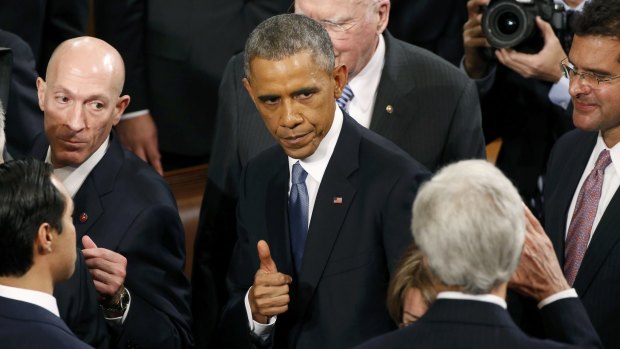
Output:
[541,1,620,347]
[192,1,484,346]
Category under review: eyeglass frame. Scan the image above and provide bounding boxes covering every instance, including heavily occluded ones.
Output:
[560,57,620,86]
[317,19,359,34]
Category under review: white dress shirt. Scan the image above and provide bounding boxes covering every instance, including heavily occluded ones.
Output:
[0,284,60,317]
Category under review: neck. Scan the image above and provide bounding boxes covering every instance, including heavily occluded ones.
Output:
[436,282,508,299]
[0,268,54,295]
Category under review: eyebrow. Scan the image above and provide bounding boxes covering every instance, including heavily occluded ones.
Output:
[566,58,616,76]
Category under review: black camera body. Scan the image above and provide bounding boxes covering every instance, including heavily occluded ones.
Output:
[482,0,567,53]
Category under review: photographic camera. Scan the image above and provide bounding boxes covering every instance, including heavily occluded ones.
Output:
[482,0,568,53]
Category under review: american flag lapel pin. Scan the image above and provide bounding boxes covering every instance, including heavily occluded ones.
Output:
[333,196,343,204]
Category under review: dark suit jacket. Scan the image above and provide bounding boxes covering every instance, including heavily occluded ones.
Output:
[0,295,93,349]
[94,0,290,158]
[0,29,43,159]
[192,31,484,345]
[219,113,430,348]
[32,132,193,349]
[544,129,620,349]
[355,298,601,349]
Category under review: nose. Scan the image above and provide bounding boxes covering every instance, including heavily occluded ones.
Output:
[65,103,87,131]
[279,99,303,129]
[569,75,592,98]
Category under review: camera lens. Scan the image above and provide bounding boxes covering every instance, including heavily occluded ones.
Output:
[497,12,520,35]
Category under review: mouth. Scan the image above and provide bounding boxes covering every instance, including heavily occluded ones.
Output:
[573,99,598,112]
[281,132,311,147]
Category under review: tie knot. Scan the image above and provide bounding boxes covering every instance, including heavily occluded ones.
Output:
[594,149,612,171]
[337,84,354,110]
[292,162,308,184]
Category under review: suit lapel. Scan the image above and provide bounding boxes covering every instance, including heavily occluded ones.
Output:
[546,132,596,264]
[369,32,417,134]
[295,114,359,319]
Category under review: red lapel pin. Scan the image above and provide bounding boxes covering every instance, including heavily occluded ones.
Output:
[333,196,343,204]
[79,212,88,223]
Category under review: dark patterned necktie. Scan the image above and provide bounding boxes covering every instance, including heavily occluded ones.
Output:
[564,149,612,286]
[337,84,354,111]
[289,161,309,274]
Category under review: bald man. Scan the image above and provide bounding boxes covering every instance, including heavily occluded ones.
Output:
[30,37,192,348]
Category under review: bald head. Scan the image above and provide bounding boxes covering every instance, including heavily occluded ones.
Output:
[46,36,126,96]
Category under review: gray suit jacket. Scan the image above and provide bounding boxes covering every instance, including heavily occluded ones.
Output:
[192,32,484,345]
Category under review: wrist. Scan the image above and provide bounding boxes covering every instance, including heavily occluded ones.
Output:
[101,286,129,318]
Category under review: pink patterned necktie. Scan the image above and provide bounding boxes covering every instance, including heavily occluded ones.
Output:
[564,149,612,286]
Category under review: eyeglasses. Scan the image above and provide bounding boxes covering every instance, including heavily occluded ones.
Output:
[318,19,359,39]
[560,58,620,87]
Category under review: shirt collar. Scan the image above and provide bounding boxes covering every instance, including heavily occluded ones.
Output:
[559,0,586,11]
[288,106,343,185]
[348,34,386,114]
[436,291,507,309]
[46,136,110,198]
[0,284,60,317]
[593,132,620,175]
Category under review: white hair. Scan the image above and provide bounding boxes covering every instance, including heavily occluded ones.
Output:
[412,160,525,294]
[0,100,5,163]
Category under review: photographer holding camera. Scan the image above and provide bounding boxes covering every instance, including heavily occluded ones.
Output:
[463,0,585,216]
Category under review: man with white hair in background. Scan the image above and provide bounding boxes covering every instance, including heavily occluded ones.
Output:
[358,160,601,349]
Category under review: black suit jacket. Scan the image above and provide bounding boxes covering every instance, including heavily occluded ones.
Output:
[356,298,601,349]
[32,133,193,349]
[94,0,290,158]
[544,129,620,349]
[219,113,430,348]
[192,32,484,345]
[0,296,93,349]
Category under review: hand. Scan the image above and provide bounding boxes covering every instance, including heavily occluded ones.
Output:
[116,113,163,176]
[248,240,292,324]
[82,235,128,305]
[463,0,492,78]
[509,205,570,302]
[495,17,566,82]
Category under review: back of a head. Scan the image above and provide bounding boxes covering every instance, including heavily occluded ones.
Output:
[412,160,525,294]
[244,13,335,79]
[572,0,620,39]
[0,159,65,277]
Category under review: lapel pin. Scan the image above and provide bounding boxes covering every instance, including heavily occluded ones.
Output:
[79,212,88,223]
[333,196,343,204]
[386,105,394,114]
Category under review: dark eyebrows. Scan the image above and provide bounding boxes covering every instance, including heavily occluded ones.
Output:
[258,94,280,103]
[293,87,319,96]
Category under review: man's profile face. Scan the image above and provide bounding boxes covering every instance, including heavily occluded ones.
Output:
[569,35,620,146]
[295,0,385,80]
[37,52,129,168]
[50,176,77,282]
[243,51,346,159]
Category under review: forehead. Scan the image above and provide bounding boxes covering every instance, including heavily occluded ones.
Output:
[295,0,367,19]
[570,35,620,66]
[249,52,329,88]
[47,55,119,97]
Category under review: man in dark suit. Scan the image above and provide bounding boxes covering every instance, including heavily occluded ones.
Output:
[219,14,429,349]
[0,159,91,349]
[193,0,484,341]
[543,1,620,347]
[94,0,291,174]
[357,160,602,349]
[31,36,192,348]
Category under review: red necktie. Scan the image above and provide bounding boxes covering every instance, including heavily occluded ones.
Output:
[564,149,612,286]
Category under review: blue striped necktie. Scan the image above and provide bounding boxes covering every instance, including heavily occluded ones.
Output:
[337,84,354,111]
[289,161,309,273]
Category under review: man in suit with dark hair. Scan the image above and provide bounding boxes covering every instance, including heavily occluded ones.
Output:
[31,36,192,348]
[0,158,91,349]
[219,13,429,349]
[357,160,601,349]
[543,0,620,347]
[193,0,484,342]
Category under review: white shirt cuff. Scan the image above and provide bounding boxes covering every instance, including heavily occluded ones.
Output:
[104,288,132,326]
[548,76,571,110]
[537,288,578,309]
[121,109,149,120]
[244,287,276,339]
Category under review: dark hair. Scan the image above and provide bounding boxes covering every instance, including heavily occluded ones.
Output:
[0,159,66,277]
[244,13,335,79]
[572,0,620,39]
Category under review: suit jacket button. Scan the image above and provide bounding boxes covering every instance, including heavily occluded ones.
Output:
[386,104,394,114]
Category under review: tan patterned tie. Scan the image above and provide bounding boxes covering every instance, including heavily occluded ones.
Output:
[564,149,612,286]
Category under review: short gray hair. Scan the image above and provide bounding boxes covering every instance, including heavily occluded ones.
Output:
[0,100,5,163]
[244,14,335,79]
[412,160,525,294]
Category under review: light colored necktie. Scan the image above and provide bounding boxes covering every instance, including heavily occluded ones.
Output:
[289,161,309,273]
[337,84,354,111]
[564,149,612,286]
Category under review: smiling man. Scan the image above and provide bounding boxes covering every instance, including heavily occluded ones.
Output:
[219,14,429,349]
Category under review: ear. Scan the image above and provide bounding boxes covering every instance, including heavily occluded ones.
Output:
[112,95,131,126]
[36,77,46,112]
[333,64,348,99]
[34,222,54,256]
[242,77,256,104]
[376,0,390,34]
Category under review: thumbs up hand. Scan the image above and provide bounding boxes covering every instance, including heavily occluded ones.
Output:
[249,240,293,324]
